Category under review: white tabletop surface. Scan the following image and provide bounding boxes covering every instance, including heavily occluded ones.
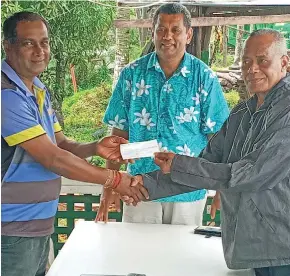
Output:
[47,221,254,276]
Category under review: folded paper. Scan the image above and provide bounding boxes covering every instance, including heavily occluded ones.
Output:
[120,140,160,159]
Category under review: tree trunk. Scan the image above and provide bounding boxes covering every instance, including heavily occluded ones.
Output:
[230,25,244,69]
[55,58,66,95]
[52,53,66,127]
[209,26,222,66]
[113,2,130,86]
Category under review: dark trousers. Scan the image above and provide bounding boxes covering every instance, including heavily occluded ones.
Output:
[1,235,50,276]
[254,265,290,276]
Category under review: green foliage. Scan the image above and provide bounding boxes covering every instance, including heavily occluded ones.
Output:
[1,1,23,57]
[90,156,106,168]
[1,0,116,116]
[62,84,112,142]
[211,52,235,71]
[89,157,127,169]
[224,90,240,109]
[76,63,113,91]
[1,1,23,26]
[129,28,142,62]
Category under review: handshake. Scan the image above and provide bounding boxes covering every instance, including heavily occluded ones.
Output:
[104,150,177,205]
[112,148,176,205]
[112,172,149,206]
[95,138,177,222]
[96,173,148,222]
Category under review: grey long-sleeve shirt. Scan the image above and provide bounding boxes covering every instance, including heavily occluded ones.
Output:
[143,73,290,269]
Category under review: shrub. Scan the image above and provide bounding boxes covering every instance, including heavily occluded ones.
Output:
[62,84,111,142]
[211,52,234,71]
[76,63,113,91]
[224,90,240,110]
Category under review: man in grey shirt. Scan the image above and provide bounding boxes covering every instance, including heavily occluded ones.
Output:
[129,29,290,276]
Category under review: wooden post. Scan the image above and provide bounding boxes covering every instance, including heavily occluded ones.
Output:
[202,26,212,51]
[70,64,77,93]
[249,24,254,34]
[194,27,202,59]
[113,1,130,86]
[194,6,202,59]
[222,26,228,67]
[230,25,244,69]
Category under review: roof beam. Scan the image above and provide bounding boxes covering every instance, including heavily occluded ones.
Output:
[114,14,290,28]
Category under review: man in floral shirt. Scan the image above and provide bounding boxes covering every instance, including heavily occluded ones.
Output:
[96,3,229,225]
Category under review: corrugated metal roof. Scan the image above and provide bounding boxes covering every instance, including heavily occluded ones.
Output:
[118,0,290,6]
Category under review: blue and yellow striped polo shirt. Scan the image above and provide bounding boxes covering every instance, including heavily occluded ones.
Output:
[1,60,62,237]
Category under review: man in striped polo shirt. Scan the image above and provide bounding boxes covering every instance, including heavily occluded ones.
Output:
[1,12,148,276]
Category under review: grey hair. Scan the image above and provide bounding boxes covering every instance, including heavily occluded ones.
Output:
[152,3,191,30]
[247,28,288,56]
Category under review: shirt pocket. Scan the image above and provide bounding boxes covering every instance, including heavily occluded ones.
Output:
[247,198,276,234]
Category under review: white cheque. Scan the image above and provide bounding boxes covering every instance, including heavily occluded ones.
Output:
[120,139,160,159]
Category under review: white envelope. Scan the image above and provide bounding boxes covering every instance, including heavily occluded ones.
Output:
[120,139,160,159]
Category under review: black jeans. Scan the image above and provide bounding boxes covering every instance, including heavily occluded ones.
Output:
[1,235,50,276]
[254,265,290,276]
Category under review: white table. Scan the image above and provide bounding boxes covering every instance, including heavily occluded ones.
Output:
[47,221,254,276]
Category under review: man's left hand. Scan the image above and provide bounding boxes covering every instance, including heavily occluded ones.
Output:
[96,135,131,163]
[154,152,175,174]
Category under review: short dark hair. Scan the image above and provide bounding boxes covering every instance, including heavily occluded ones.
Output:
[3,11,49,44]
[152,3,191,30]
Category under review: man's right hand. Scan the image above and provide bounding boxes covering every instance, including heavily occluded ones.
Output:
[120,175,146,206]
[96,173,149,222]
[114,172,149,204]
[95,189,120,222]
